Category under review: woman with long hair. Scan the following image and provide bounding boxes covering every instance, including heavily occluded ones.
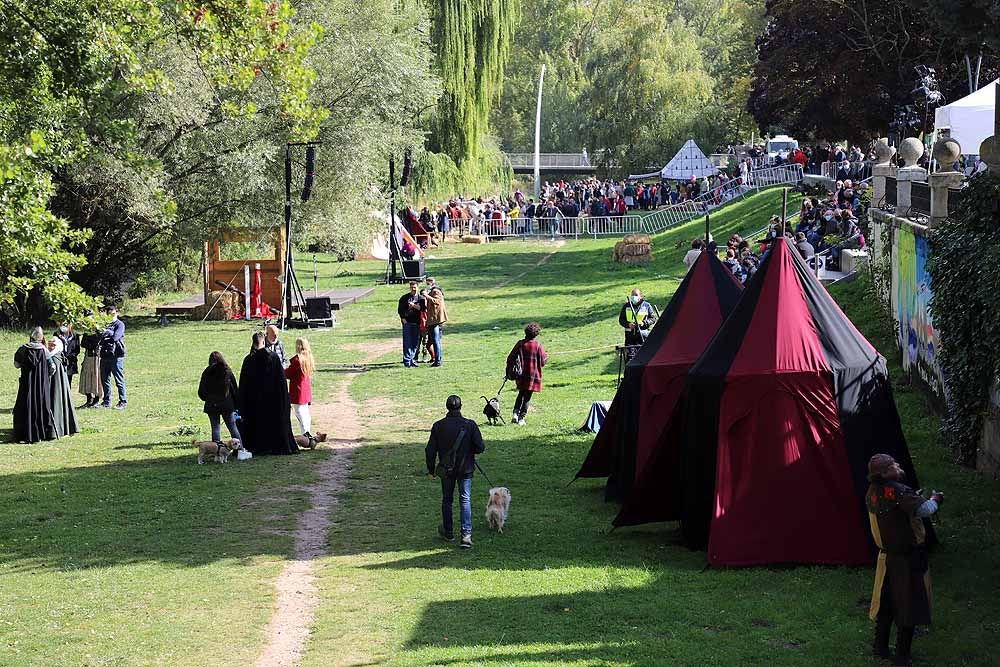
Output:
[198,351,242,443]
[285,337,315,440]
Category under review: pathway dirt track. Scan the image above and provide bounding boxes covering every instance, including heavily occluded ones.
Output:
[254,342,395,667]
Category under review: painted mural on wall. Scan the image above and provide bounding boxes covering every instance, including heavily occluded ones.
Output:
[894,225,946,399]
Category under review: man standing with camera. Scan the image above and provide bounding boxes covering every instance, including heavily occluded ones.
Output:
[426,395,485,548]
[397,281,425,368]
[866,453,943,666]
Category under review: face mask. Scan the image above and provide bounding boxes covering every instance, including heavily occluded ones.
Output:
[59,326,69,334]
[824,215,834,221]
[630,296,640,305]
[770,231,777,238]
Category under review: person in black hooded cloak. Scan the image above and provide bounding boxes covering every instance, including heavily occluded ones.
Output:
[238,332,298,456]
[12,327,57,443]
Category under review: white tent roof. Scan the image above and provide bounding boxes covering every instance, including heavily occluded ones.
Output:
[934,79,997,154]
[628,139,718,180]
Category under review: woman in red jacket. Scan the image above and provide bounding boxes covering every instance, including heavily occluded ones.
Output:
[285,337,315,439]
[506,322,548,426]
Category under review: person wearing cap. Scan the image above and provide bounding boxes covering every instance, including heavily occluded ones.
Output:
[865,453,944,666]
[425,395,485,548]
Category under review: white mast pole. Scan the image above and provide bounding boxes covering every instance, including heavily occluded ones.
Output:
[533,64,546,197]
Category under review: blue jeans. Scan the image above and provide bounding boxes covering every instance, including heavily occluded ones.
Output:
[100,356,126,405]
[209,411,242,443]
[402,322,420,366]
[441,475,473,537]
[429,324,443,364]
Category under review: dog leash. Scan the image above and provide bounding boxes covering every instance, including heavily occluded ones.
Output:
[474,460,495,488]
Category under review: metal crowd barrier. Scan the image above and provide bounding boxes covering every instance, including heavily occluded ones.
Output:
[475,215,649,240]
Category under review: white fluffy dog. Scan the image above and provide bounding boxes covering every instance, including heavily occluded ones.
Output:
[485,487,511,533]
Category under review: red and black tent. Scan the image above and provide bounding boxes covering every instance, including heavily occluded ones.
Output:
[575,251,743,500]
[616,238,921,566]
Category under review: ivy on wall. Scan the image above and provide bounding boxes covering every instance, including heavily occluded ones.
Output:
[926,171,1000,466]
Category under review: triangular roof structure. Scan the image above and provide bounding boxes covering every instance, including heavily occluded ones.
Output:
[934,79,997,154]
[615,239,926,566]
[575,252,742,501]
[628,139,719,180]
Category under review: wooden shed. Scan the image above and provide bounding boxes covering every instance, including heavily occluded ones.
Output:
[204,227,286,316]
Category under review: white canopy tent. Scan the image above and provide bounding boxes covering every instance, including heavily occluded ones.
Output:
[934,79,997,154]
[629,139,718,180]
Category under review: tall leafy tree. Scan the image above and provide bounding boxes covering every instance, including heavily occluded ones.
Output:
[426,0,519,161]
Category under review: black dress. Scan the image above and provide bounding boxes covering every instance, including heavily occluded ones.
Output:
[238,349,298,455]
[12,343,56,443]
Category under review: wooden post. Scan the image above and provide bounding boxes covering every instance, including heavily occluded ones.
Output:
[704,213,710,245]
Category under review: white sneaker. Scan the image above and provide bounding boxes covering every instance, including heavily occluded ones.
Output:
[517,418,526,426]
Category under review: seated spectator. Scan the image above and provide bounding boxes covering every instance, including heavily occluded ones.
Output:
[795,232,815,261]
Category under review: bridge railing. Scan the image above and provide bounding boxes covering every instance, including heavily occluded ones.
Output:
[641,164,803,234]
[473,215,649,240]
[506,153,591,168]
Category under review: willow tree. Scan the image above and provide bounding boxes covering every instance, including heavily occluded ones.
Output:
[428,0,519,161]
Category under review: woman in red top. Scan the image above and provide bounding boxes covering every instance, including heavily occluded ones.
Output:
[285,337,315,438]
[506,322,548,426]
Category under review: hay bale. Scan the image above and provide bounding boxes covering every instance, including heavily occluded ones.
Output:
[462,235,487,244]
[614,233,652,264]
[192,290,242,321]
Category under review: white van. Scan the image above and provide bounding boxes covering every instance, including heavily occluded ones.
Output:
[766,135,799,163]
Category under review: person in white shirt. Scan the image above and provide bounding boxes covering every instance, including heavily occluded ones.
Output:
[683,239,704,272]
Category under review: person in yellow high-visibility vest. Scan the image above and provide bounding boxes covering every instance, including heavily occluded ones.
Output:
[618,289,656,347]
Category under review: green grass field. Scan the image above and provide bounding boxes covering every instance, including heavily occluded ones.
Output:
[1,188,996,666]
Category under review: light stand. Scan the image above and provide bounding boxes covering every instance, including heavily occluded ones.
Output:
[281,141,322,330]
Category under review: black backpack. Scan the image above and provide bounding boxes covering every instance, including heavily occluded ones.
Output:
[506,341,524,381]
[436,428,467,479]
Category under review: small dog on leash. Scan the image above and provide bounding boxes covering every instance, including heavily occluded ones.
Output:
[293,432,328,450]
[192,438,243,464]
[481,396,504,426]
[485,487,511,532]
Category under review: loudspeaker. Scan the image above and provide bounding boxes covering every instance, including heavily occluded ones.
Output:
[400,149,412,187]
[305,297,332,320]
[401,258,425,279]
[301,146,316,202]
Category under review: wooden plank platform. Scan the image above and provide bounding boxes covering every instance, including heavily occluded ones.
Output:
[155,287,376,316]
[156,295,205,315]
[315,287,375,310]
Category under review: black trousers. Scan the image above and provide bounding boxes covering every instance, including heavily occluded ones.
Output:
[513,389,533,417]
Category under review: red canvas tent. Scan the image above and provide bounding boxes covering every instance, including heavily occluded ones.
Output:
[575,251,742,500]
[616,238,924,566]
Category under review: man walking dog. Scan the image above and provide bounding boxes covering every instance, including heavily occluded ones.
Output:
[426,395,485,548]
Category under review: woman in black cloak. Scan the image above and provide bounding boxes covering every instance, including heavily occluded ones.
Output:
[238,332,298,455]
[12,327,57,443]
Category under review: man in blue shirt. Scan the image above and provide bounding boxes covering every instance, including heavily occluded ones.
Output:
[98,306,127,409]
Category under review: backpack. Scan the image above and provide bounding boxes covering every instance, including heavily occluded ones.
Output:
[506,341,524,381]
[435,428,467,479]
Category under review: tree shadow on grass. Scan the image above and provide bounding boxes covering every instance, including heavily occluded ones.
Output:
[0,451,314,571]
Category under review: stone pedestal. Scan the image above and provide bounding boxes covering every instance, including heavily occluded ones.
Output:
[872,164,897,206]
[895,166,927,217]
[928,171,964,227]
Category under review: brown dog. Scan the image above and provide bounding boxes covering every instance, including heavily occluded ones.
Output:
[294,432,328,450]
[192,438,242,464]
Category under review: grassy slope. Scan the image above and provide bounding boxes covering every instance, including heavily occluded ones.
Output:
[4,187,994,666]
[300,191,997,666]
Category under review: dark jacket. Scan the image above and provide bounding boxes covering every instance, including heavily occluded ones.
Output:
[425,409,485,478]
[55,331,81,376]
[99,319,126,358]
[198,362,239,415]
[398,293,425,324]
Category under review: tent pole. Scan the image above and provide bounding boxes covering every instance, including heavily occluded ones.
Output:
[781,188,788,236]
[705,213,710,246]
